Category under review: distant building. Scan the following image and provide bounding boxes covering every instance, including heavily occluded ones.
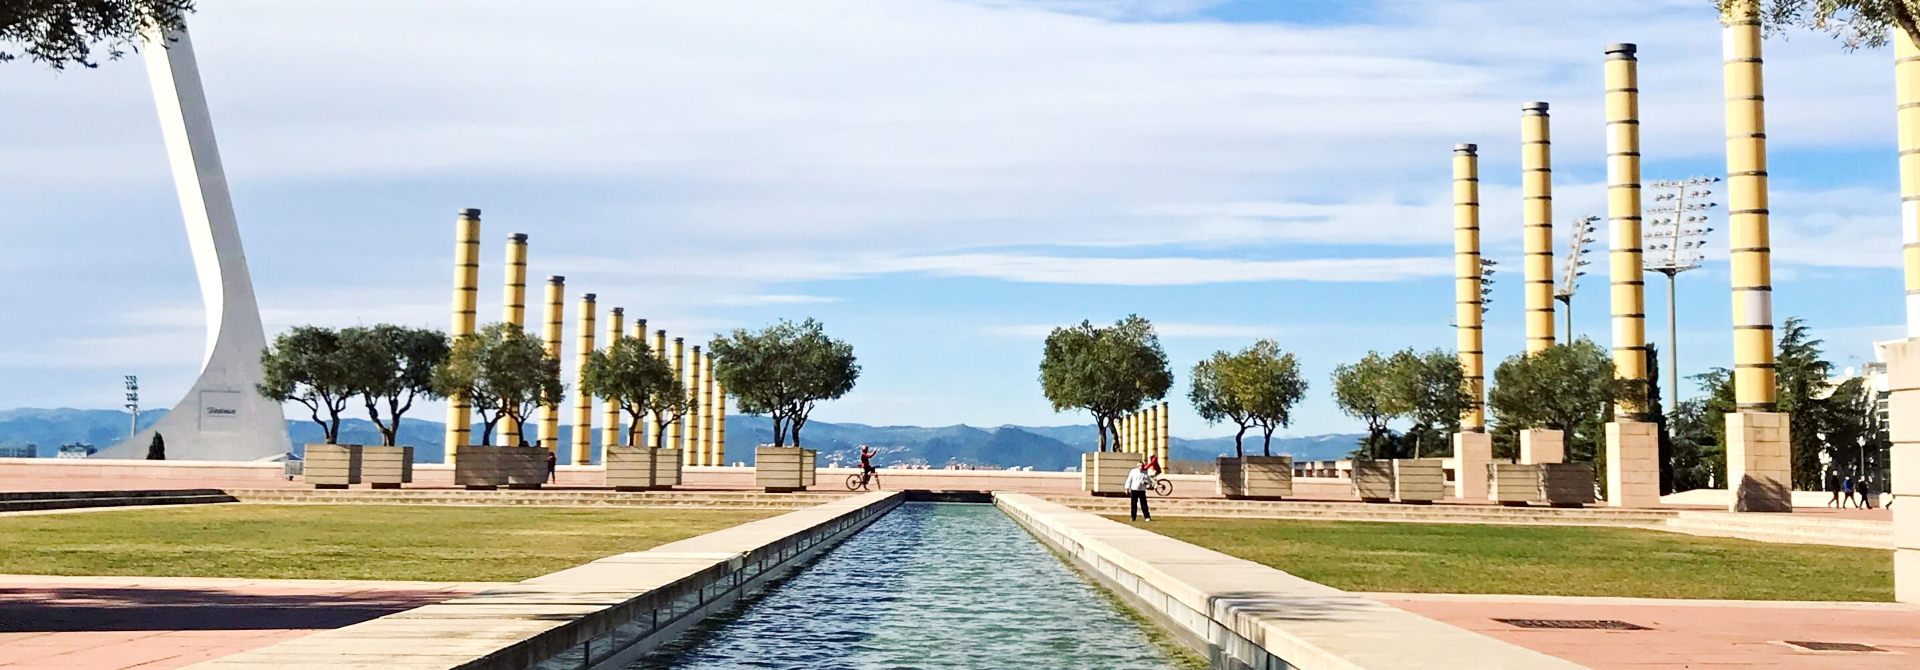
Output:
[56,443,97,459]
[0,443,35,459]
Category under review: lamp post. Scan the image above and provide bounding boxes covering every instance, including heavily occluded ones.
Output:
[1644,177,1719,414]
[1553,216,1600,340]
[123,375,140,443]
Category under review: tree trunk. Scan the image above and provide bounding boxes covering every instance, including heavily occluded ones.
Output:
[1262,426,1276,457]
[1232,425,1247,458]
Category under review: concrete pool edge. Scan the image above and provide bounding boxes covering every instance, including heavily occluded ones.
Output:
[184,490,904,670]
[994,492,1585,670]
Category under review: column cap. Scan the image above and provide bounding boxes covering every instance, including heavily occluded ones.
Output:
[691,345,702,352]
[582,293,596,301]
[509,233,528,242]
[549,275,565,284]
[657,329,667,337]
[610,307,624,314]
[1522,101,1549,112]
[1454,143,1478,154]
[674,337,685,343]
[460,208,482,218]
[1607,43,1637,58]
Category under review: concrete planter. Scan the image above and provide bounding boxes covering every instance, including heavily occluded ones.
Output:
[502,446,549,489]
[1219,455,1292,500]
[303,444,359,489]
[654,448,682,488]
[360,446,413,489]
[607,446,684,491]
[1084,451,1138,497]
[1392,458,1445,504]
[1216,457,1246,498]
[1539,462,1596,507]
[453,445,546,489]
[1489,463,1544,506]
[1352,460,1394,502]
[756,446,817,492]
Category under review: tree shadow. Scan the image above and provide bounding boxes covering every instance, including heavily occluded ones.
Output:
[0,585,464,632]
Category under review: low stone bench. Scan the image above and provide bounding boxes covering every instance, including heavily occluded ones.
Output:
[455,446,549,490]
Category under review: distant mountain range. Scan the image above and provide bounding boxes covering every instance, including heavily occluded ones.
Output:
[0,407,1363,470]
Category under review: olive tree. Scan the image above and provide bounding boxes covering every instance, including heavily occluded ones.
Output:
[3,0,193,70]
[1038,315,1172,452]
[257,326,356,444]
[1189,354,1258,456]
[1487,338,1641,461]
[1725,0,1920,48]
[708,318,859,448]
[341,325,448,447]
[1388,348,1472,458]
[432,323,564,447]
[1331,351,1405,459]
[1192,340,1308,458]
[581,335,678,448]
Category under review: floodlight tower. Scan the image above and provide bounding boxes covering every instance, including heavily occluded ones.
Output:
[1645,177,1720,414]
[1554,216,1600,339]
[123,376,140,443]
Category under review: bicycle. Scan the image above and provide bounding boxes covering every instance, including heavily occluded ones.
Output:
[845,470,879,491]
[1152,476,1172,497]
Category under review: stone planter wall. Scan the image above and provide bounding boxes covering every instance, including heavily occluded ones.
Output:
[1085,452,1137,497]
[1215,457,1246,498]
[303,444,359,489]
[1391,458,1445,504]
[502,446,550,489]
[654,448,683,488]
[1539,462,1597,507]
[1238,455,1293,500]
[605,446,658,491]
[1352,460,1394,502]
[756,446,817,492]
[1488,463,1543,506]
[360,446,412,489]
[453,446,505,489]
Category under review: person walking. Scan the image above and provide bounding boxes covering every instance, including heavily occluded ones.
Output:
[1860,478,1875,509]
[1125,463,1154,522]
[1843,476,1856,509]
[1826,471,1842,508]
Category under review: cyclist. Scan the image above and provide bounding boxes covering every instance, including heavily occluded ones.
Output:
[858,445,879,489]
[1144,452,1162,477]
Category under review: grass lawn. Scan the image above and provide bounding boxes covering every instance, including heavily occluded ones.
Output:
[1125,517,1892,602]
[0,504,776,582]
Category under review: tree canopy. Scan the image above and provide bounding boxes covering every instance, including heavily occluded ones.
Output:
[580,335,684,448]
[257,326,356,444]
[1388,348,1472,458]
[2,0,192,70]
[1331,351,1405,459]
[1038,315,1172,452]
[341,325,448,447]
[432,322,564,447]
[708,318,858,449]
[1487,338,1639,461]
[1189,340,1307,457]
[1724,0,1920,48]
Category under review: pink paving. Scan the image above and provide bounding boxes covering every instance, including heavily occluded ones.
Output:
[0,575,492,670]
[1378,594,1920,669]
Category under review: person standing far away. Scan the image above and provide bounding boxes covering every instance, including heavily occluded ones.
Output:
[1843,476,1856,509]
[1826,471,1842,508]
[546,450,558,484]
[1125,463,1154,522]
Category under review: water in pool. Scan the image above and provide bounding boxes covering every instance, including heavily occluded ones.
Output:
[631,502,1186,669]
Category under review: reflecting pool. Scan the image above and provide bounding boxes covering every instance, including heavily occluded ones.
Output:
[632,502,1184,669]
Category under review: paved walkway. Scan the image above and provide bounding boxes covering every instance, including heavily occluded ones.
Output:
[0,575,496,670]
[1376,592,1920,669]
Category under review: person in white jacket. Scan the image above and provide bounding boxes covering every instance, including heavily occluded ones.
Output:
[1124,463,1153,522]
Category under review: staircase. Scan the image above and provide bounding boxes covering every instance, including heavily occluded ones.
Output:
[1661,510,1892,549]
[1040,495,1678,528]
[0,489,238,513]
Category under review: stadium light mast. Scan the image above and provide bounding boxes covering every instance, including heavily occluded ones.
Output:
[1553,216,1600,339]
[123,375,140,443]
[1645,177,1720,413]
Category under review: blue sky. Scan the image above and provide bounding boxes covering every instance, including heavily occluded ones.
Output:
[0,0,1903,438]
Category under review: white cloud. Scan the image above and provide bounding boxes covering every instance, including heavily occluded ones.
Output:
[985,321,1290,338]
[873,252,1450,284]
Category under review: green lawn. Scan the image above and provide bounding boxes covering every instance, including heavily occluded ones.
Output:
[0,505,776,582]
[1125,517,1892,602]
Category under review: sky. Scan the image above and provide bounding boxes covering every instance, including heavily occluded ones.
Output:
[0,0,1904,439]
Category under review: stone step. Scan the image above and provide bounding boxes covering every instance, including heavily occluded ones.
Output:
[1042,496,1674,519]
[1660,513,1892,548]
[0,489,229,502]
[1050,500,1673,527]
[0,493,236,513]
[221,489,839,509]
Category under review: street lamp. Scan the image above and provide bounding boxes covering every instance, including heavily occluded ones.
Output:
[1645,176,1720,414]
[1554,216,1600,339]
[123,375,140,443]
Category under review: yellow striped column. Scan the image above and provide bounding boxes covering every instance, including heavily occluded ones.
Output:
[714,378,728,464]
[536,276,565,453]
[444,208,481,462]
[1721,2,1790,513]
[703,352,719,466]
[500,233,530,445]
[601,308,624,448]
[1904,31,1920,335]
[671,337,686,452]
[688,345,705,464]
[1159,401,1171,464]
[1522,102,1556,354]
[1453,144,1485,431]
[571,293,596,464]
[1605,44,1649,416]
